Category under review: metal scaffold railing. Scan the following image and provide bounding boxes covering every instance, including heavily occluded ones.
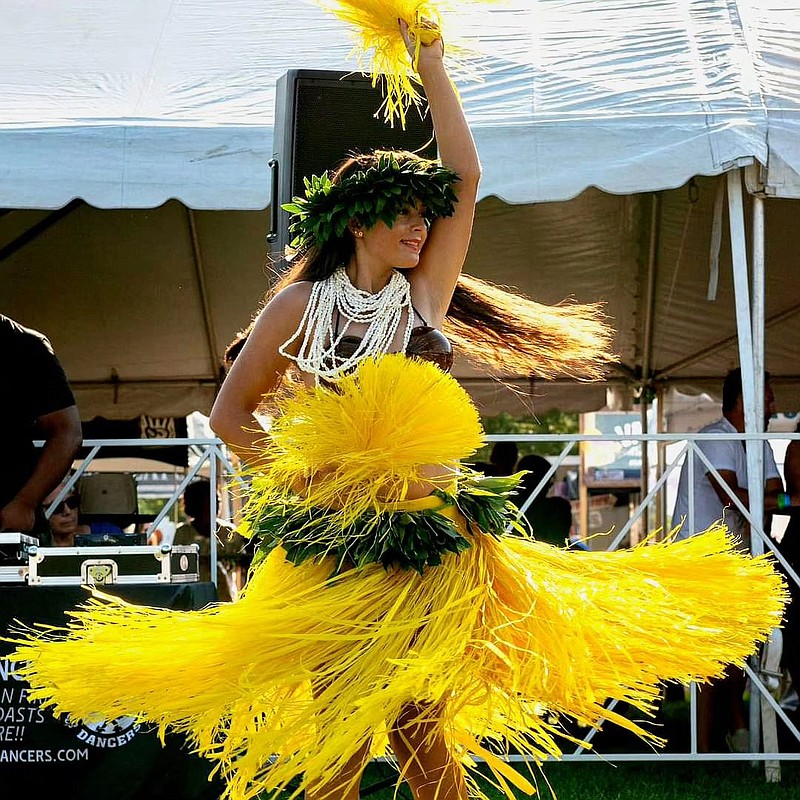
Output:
[486,429,800,765]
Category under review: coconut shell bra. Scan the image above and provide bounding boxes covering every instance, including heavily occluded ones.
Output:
[327,303,454,373]
[334,325,454,373]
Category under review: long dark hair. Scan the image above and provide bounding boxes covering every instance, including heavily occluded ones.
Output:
[226,150,615,380]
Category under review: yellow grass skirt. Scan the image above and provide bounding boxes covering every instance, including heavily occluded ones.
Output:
[9,356,789,800]
[11,526,787,799]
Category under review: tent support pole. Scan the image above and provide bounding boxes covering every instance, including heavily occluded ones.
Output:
[639,398,648,544]
[579,414,589,546]
[638,192,661,539]
[728,168,765,757]
[656,383,666,537]
[752,191,780,780]
[187,208,223,385]
[751,190,766,555]
[0,200,82,263]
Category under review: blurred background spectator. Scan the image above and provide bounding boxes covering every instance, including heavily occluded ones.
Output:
[41,480,90,547]
[516,454,582,548]
[173,479,249,601]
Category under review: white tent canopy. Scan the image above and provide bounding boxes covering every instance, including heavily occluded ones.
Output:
[3,0,799,208]
[2,0,800,419]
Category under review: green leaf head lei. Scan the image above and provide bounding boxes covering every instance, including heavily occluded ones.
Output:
[282,150,460,251]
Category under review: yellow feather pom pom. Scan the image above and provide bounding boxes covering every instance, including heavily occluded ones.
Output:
[312,0,499,126]
[252,353,483,527]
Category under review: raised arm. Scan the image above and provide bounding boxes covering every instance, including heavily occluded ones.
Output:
[401,20,481,325]
[0,405,82,532]
[209,283,311,467]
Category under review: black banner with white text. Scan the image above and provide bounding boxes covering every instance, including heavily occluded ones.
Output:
[0,583,222,799]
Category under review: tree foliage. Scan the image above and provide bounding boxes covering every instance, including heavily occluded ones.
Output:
[473,410,580,463]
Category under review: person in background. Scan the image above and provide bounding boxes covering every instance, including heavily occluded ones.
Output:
[147,518,176,547]
[775,421,800,705]
[474,440,519,476]
[671,367,787,752]
[0,314,82,540]
[489,441,518,475]
[516,454,585,549]
[42,481,90,547]
[173,479,248,601]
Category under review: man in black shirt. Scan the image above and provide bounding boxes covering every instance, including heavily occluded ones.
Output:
[0,314,82,535]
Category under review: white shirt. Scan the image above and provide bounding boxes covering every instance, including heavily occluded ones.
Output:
[672,416,780,541]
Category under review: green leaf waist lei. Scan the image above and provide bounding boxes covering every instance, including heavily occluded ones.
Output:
[246,471,528,576]
[282,152,460,251]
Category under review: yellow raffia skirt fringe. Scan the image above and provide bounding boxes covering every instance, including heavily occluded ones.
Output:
[9,355,788,800]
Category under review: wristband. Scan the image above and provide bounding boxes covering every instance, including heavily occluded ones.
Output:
[777,492,791,510]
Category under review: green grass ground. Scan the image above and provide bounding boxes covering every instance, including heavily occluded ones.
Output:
[267,694,800,800]
[355,760,800,800]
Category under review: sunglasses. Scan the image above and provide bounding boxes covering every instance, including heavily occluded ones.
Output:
[49,495,80,515]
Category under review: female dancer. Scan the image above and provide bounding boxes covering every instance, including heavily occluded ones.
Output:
[212,19,481,466]
[211,24,499,798]
[11,18,786,800]
[209,19,502,800]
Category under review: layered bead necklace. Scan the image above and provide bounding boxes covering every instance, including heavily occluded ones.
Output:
[279,266,414,381]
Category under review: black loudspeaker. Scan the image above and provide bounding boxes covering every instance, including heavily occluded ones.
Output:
[268,69,437,260]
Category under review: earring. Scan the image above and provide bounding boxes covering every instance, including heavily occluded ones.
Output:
[354,231,363,238]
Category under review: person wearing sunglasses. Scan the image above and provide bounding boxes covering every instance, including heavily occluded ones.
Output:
[42,482,89,547]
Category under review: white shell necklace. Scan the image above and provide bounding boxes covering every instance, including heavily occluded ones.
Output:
[279,266,414,382]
